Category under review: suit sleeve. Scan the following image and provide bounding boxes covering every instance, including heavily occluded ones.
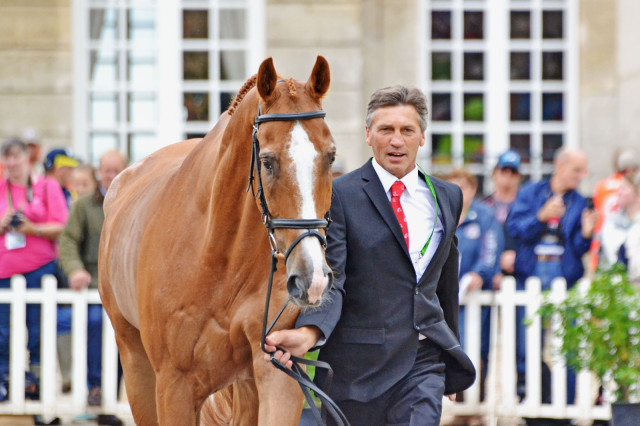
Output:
[295,186,347,347]
[436,185,463,339]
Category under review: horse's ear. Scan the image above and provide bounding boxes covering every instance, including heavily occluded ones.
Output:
[306,56,330,99]
[257,57,278,103]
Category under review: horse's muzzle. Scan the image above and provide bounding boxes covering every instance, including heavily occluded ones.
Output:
[287,265,333,307]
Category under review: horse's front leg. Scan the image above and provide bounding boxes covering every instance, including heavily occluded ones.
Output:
[253,354,305,426]
[155,368,203,425]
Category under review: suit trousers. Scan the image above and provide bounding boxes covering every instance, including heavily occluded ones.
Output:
[326,339,446,426]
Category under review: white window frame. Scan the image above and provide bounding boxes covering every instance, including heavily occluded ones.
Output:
[72,0,265,164]
[418,0,578,192]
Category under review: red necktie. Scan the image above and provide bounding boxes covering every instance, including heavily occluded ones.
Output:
[391,181,409,249]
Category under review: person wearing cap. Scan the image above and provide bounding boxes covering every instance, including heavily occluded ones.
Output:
[483,150,522,289]
[589,146,639,273]
[43,149,80,208]
[506,147,597,409]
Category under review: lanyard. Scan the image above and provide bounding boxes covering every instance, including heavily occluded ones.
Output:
[416,165,438,257]
[6,177,33,212]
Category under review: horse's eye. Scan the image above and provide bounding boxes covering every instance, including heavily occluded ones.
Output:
[262,158,273,173]
[328,152,336,165]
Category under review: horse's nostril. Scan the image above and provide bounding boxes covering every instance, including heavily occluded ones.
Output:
[287,275,304,300]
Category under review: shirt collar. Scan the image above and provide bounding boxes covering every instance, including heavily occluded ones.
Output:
[371,158,420,197]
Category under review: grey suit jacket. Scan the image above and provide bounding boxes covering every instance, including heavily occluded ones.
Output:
[296,160,476,402]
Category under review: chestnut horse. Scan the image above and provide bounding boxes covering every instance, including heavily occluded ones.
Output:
[98,56,335,425]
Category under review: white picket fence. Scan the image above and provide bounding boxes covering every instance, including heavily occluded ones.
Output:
[446,275,611,424]
[0,273,614,424]
[0,274,132,422]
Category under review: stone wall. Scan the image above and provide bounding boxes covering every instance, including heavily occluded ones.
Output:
[579,0,640,192]
[266,0,420,173]
[0,0,72,153]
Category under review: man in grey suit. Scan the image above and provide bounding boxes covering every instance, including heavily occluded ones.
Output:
[265,85,475,425]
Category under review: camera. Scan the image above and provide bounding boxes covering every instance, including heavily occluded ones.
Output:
[9,212,24,228]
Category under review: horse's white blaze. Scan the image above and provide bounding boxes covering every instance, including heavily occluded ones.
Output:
[288,122,328,303]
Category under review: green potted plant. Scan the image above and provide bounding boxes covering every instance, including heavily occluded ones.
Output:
[536,263,640,424]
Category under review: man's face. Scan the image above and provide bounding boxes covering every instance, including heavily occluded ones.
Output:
[492,167,520,190]
[98,154,126,190]
[366,105,425,179]
[555,153,588,191]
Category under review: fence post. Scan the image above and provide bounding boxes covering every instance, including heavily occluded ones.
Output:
[40,274,58,414]
[498,276,517,415]
[71,289,88,409]
[524,276,542,415]
[9,275,27,410]
[101,303,119,411]
[549,277,567,416]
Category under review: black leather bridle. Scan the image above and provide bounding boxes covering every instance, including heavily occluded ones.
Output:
[247,106,349,426]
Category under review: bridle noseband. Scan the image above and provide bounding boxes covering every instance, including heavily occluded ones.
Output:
[247,105,349,426]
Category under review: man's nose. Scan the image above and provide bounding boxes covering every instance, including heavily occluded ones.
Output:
[390,131,404,145]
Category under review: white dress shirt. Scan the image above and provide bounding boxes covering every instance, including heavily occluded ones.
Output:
[371,159,443,282]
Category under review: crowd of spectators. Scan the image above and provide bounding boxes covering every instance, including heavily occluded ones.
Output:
[0,135,127,425]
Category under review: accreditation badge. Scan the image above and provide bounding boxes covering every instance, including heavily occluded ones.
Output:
[5,231,26,250]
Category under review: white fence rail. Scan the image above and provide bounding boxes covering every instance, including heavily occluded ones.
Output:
[0,274,613,423]
[0,274,132,421]
[447,275,611,424]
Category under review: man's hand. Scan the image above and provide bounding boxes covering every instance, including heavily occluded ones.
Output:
[466,272,483,292]
[263,326,322,369]
[581,208,598,239]
[499,250,516,274]
[537,195,566,223]
[69,269,92,291]
[0,210,14,234]
[446,394,456,402]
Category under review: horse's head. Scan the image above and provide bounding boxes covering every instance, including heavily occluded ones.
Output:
[252,56,334,308]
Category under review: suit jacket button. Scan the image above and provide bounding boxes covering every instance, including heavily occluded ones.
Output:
[415,288,419,295]
[414,324,420,331]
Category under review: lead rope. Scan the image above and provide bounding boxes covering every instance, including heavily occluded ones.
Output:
[260,250,350,426]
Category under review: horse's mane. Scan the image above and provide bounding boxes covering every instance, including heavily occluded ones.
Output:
[227,75,297,116]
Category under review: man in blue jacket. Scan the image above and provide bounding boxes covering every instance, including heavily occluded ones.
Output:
[506,147,597,407]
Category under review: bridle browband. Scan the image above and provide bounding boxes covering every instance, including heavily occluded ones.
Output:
[247,104,349,426]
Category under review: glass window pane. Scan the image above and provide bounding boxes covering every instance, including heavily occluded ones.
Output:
[510,51,530,80]
[510,11,530,39]
[90,50,118,84]
[510,93,531,121]
[543,134,563,162]
[542,92,563,121]
[431,134,452,164]
[128,51,156,86]
[128,133,157,163]
[128,93,155,126]
[219,9,246,39]
[510,133,531,164]
[183,10,209,39]
[542,51,563,80]
[431,11,451,40]
[220,51,246,80]
[543,10,563,39]
[432,52,451,80]
[90,8,117,41]
[464,52,484,80]
[464,11,483,40]
[463,93,484,121]
[220,92,236,113]
[90,93,118,126]
[90,133,118,165]
[431,93,452,121]
[183,51,209,80]
[463,134,484,164]
[127,9,155,44]
[184,92,210,121]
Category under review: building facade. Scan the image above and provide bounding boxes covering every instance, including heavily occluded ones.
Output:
[1,0,638,193]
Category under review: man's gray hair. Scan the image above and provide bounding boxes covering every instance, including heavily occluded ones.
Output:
[365,85,429,132]
[1,137,27,157]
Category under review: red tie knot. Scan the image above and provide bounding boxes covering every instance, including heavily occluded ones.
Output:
[391,181,406,198]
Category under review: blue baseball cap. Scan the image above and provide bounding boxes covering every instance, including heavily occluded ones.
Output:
[496,150,521,172]
[44,148,79,171]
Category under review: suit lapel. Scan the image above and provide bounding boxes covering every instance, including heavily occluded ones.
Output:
[361,161,410,256]
[417,177,455,286]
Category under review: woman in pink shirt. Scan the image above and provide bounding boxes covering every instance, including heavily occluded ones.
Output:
[0,138,68,400]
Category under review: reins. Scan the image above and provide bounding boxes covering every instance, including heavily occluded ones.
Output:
[247,105,350,426]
